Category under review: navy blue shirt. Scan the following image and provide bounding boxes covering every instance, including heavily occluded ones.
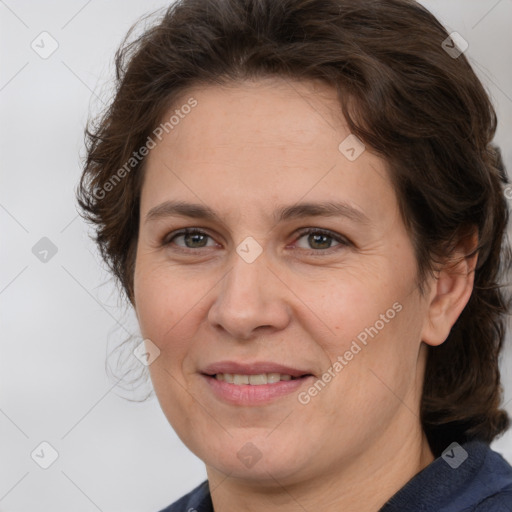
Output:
[158,440,512,511]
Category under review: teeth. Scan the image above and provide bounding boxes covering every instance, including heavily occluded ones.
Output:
[233,374,249,385]
[249,374,267,385]
[214,373,297,385]
[267,373,281,383]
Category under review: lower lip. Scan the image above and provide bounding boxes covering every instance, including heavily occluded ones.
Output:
[202,375,313,405]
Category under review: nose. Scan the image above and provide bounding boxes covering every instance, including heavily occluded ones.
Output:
[207,246,291,341]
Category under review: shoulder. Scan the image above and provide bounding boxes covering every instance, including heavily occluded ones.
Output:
[470,444,512,511]
[444,441,512,512]
[472,491,512,511]
[380,440,512,511]
[157,480,212,512]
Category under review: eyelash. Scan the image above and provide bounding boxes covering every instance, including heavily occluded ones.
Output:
[161,227,351,256]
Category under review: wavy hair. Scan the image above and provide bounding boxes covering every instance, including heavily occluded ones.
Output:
[77,0,511,457]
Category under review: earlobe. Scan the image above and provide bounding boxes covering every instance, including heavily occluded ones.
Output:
[421,231,479,347]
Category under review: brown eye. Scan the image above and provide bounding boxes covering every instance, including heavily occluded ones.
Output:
[163,229,217,250]
[293,228,351,254]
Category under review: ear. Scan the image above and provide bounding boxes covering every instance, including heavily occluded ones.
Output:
[421,228,479,347]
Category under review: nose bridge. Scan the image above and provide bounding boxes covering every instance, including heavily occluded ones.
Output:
[208,241,291,339]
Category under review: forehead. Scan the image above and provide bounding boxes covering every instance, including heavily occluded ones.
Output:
[141,78,397,226]
[164,78,347,155]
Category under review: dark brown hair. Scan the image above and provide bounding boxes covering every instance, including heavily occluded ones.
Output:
[77,0,511,457]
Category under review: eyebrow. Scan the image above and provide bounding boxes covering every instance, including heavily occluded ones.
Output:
[144,200,371,225]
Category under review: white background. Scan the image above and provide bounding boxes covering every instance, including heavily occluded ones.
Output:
[1,1,511,511]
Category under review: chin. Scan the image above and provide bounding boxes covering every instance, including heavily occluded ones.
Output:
[197,434,314,484]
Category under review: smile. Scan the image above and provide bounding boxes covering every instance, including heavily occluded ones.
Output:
[214,373,300,385]
[202,373,314,405]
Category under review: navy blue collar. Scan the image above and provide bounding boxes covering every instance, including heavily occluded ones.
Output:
[160,440,512,511]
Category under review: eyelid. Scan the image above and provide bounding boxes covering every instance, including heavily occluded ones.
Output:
[162,227,219,247]
[292,227,351,247]
[162,226,352,254]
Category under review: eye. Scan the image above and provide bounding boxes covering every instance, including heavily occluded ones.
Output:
[163,228,218,251]
[162,227,351,255]
[291,228,351,255]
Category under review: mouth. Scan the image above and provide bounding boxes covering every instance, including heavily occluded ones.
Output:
[208,372,312,385]
[200,362,315,405]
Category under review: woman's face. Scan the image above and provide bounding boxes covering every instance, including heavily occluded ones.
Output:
[134,78,434,485]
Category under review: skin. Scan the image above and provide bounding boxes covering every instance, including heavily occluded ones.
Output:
[133,77,477,511]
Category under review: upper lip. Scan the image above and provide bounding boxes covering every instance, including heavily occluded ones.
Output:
[201,361,313,378]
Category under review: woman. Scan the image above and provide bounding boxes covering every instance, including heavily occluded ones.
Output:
[77,0,512,510]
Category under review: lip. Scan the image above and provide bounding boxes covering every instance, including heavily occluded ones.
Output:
[201,361,313,378]
[200,360,315,406]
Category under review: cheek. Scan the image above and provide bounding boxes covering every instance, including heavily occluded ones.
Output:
[290,264,410,354]
[133,260,207,359]
[307,303,424,452]
[298,255,424,402]
[133,262,209,431]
